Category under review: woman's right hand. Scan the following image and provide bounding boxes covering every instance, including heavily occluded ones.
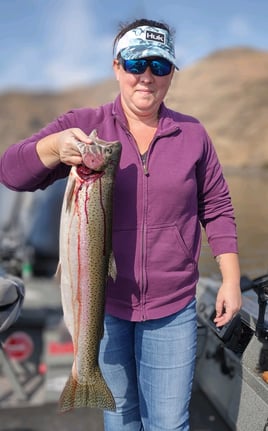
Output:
[36,128,93,168]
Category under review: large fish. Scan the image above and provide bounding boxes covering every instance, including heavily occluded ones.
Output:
[58,129,121,412]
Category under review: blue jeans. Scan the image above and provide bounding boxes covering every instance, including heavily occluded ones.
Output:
[99,299,197,431]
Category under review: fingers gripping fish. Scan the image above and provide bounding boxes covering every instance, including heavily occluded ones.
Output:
[58,130,121,412]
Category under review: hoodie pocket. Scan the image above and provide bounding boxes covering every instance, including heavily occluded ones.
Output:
[146,224,195,274]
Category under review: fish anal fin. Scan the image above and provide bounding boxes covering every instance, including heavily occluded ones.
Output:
[108,251,117,282]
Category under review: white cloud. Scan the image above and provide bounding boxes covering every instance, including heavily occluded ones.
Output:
[41,0,114,88]
[228,15,251,39]
[0,45,43,90]
[45,61,93,88]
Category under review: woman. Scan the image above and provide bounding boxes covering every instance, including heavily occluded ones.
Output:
[0,18,241,431]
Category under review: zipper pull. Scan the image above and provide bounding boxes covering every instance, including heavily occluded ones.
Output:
[143,164,149,176]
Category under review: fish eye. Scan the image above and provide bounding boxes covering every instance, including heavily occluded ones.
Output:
[106,148,113,154]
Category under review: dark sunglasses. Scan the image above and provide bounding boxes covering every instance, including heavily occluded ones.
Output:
[119,57,173,77]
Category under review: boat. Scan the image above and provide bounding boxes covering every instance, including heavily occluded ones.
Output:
[195,274,268,431]
[0,184,267,430]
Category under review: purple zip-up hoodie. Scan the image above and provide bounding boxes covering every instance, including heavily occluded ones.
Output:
[0,95,238,321]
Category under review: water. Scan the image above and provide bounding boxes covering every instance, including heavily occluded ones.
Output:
[199,169,268,280]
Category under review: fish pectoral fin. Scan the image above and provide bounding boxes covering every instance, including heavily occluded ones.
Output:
[58,370,116,412]
[54,262,61,282]
[108,251,117,282]
[66,176,76,211]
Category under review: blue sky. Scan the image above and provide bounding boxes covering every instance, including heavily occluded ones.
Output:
[0,0,267,92]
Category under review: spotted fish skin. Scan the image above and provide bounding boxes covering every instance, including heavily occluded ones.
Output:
[58,130,121,412]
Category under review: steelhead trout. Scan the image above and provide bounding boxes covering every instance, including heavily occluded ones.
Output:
[58,130,121,412]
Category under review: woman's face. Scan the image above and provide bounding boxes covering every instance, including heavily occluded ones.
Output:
[113,58,174,119]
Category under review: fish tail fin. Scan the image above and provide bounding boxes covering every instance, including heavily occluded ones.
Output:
[58,370,116,413]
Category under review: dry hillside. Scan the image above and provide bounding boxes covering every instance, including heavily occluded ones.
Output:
[167,47,268,167]
[0,47,267,168]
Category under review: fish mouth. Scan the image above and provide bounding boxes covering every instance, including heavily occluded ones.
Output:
[77,164,104,180]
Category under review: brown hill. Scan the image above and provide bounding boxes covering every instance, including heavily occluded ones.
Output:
[0,47,267,168]
[167,47,268,168]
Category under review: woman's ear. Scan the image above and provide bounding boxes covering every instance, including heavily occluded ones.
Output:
[113,59,120,81]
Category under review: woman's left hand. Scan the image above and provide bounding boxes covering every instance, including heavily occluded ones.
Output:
[214,281,242,327]
[213,253,242,327]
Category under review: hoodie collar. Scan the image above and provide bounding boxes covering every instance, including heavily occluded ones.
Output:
[112,94,181,136]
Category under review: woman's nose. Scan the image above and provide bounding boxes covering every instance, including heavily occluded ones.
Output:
[139,66,154,81]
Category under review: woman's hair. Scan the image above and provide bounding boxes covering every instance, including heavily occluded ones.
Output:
[113,18,174,56]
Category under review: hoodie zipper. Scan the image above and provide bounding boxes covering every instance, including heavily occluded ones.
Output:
[141,156,149,321]
[123,129,151,320]
[119,122,180,321]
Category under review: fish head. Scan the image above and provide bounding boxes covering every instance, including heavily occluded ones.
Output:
[77,130,122,175]
[102,141,122,172]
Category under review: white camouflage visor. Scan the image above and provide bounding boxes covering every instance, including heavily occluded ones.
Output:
[114,25,179,70]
